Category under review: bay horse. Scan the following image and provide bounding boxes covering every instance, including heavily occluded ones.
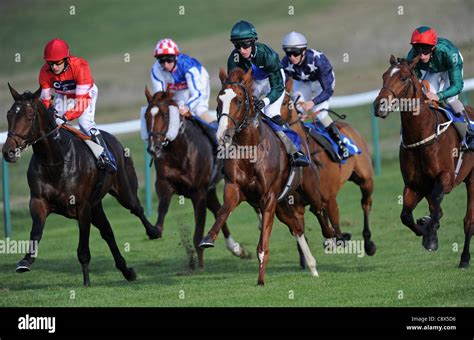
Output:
[144,87,250,269]
[2,84,160,286]
[374,55,474,268]
[199,68,320,285]
[281,79,376,260]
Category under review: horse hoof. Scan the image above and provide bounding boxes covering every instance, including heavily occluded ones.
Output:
[422,239,438,252]
[238,247,252,260]
[124,268,137,281]
[257,281,265,286]
[459,261,470,269]
[338,233,352,242]
[16,260,31,273]
[365,242,377,256]
[147,226,162,240]
[199,235,215,248]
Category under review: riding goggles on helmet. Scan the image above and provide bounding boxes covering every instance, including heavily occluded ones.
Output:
[413,44,434,55]
[157,55,176,64]
[233,40,253,50]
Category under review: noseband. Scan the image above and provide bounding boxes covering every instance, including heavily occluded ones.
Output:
[7,101,59,151]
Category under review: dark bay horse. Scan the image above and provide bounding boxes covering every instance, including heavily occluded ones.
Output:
[199,68,320,285]
[144,87,249,269]
[281,79,376,258]
[2,84,160,286]
[374,55,474,268]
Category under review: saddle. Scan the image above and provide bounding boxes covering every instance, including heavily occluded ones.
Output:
[429,104,471,142]
[60,124,104,159]
[303,122,361,164]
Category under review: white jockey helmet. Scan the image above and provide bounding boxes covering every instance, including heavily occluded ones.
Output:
[282,31,308,51]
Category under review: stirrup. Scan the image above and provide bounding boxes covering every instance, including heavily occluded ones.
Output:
[291,151,310,167]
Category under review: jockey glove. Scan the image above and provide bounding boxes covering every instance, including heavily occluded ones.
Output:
[254,99,266,112]
[55,115,67,126]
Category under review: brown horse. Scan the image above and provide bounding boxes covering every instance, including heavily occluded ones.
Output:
[2,85,160,286]
[374,55,474,268]
[199,68,321,285]
[281,79,376,258]
[144,87,249,269]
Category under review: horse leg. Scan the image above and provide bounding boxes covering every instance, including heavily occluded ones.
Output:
[199,183,241,248]
[326,197,351,243]
[257,195,278,286]
[110,159,161,239]
[357,176,376,256]
[155,181,173,238]
[206,188,250,259]
[277,202,318,276]
[16,198,49,272]
[91,202,136,281]
[460,174,474,268]
[76,204,92,286]
[191,192,207,268]
[400,186,425,236]
[422,173,450,251]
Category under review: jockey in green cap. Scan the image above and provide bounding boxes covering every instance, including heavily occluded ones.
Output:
[407,26,474,150]
[227,20,310,167]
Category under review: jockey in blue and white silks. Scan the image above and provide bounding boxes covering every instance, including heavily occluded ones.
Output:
[140,38,216,142]
[281,31,349,159]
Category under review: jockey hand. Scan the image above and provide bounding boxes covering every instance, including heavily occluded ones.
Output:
[301,101,315,112]
[55,115,67,126]
[179,105,191,117]
[426,92,439,102]
[254,99,266,112]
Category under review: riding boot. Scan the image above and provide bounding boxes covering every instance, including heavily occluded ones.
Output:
[460,110,474,151]
[270,115,309,167]
[91,132,117,174]
[327,122,350,160]
[275,130,310,167]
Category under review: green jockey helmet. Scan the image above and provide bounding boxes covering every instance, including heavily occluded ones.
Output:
[230,20,258,42]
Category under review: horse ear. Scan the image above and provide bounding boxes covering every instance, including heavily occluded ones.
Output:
[285,77,293,92]
[242,68,252,85]
[33,87,41,99]
[219,67,228,84]
[8,83,20,100]
[409,55,421,70]
[145,86,152,103]
[389,55,397,65]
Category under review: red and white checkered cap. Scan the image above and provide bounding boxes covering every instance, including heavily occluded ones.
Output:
[154,38,180,57]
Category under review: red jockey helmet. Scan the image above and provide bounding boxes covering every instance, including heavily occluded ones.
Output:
[43,38,70,61]
[410,26,437,46]
[154,38,180,57]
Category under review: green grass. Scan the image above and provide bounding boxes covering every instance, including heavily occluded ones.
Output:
[0,132,472,307]
[0,0,334,75]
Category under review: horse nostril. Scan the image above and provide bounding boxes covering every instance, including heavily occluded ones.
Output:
[224,134,231,143]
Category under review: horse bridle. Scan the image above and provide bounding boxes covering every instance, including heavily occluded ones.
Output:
[146,102,184,156]
[217,81,255,134]
[7,100,60,152]
[381,62,418,101]
[382,62,447,149]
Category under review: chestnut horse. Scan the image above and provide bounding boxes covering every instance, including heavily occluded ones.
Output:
[144,87,249,269]
[374,55,474,268]
[281,79,376,259]
[199,68,321,285]
[2,85,160,286]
